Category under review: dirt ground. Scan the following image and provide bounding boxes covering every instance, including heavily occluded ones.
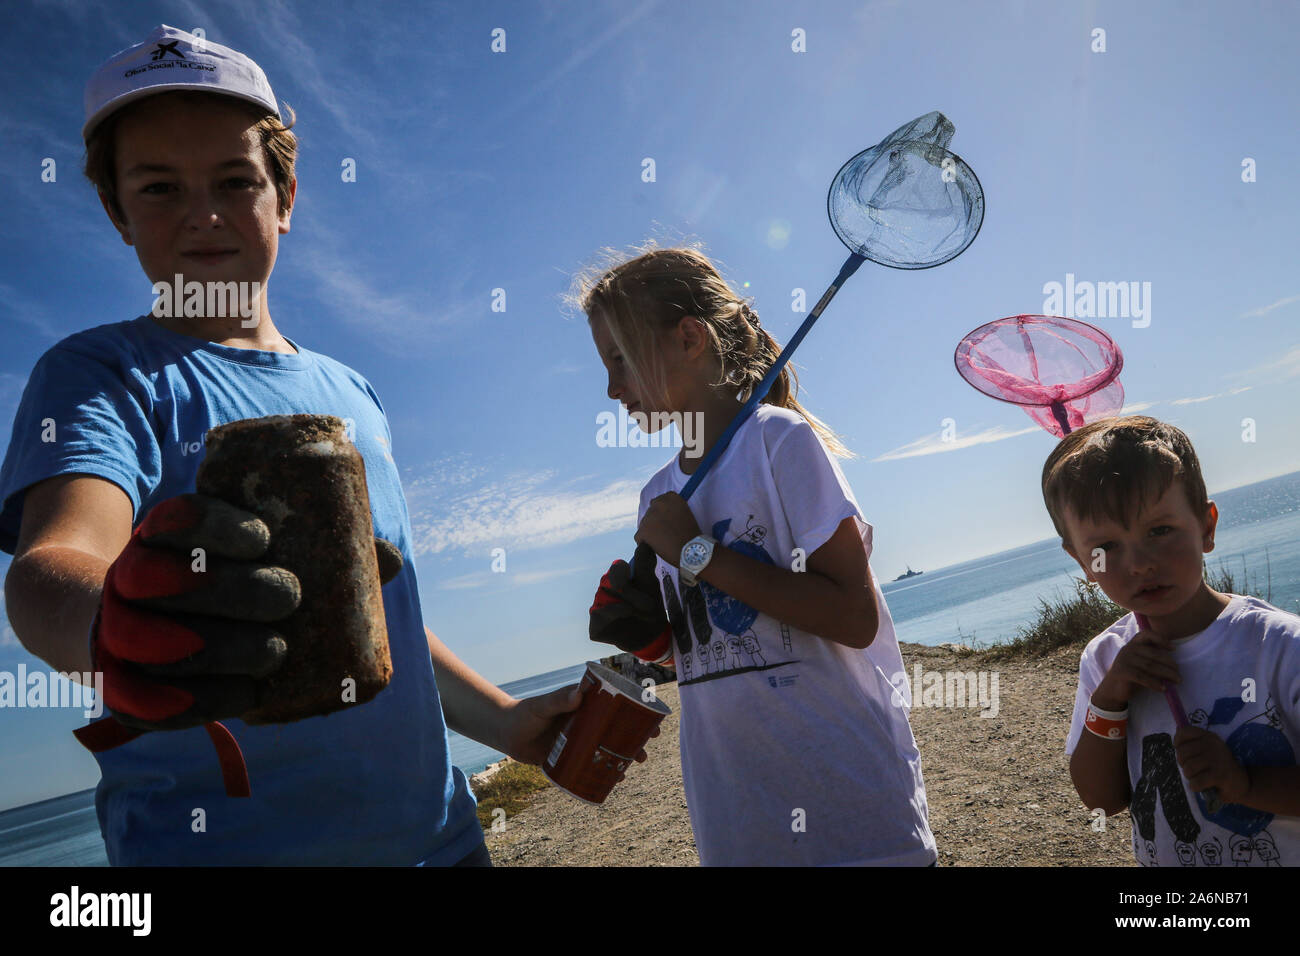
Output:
[481,641,1136,866]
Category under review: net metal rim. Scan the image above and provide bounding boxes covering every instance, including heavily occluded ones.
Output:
[825,141,986,271]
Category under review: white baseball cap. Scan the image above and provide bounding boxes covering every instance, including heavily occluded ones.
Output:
[83,24,279,141]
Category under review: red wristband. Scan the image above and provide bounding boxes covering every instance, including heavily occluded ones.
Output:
[1085,703,1128,740]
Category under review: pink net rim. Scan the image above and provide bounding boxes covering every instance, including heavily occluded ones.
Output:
[954,315,1127,438]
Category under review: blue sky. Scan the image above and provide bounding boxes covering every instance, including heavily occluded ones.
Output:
[1,0,1298,808]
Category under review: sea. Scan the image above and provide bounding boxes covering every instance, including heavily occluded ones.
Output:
[4,470,1298,866]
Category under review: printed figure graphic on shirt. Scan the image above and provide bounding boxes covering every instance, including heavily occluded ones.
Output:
[1230,834,1252,866]
[1199,694,1293,845]
[664,513,802,686]
[1131,693,1293,865]
[726,636,742,669]
[1198,836,1223,865]
[1253,830,1281,866]
[1140,838,1158,866]
[684,582,713,675]
[697,516,772,673]
[1175,840,1197,866]
[1265,696,1284,729]
[663,573,690,659]
[1131,733,1202,861]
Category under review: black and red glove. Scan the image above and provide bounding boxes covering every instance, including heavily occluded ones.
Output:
[589,541,672,663]
[75,493,404,796]
[90,493,300,731]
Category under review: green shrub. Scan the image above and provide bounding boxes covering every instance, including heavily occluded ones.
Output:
[471,761,551,831]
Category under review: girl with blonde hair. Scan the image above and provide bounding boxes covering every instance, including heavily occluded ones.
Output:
[583,244,937,866]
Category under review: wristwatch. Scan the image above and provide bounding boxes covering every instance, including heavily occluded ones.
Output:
[679,535,717,587]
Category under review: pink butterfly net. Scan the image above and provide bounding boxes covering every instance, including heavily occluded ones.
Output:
[953,315,1125,438]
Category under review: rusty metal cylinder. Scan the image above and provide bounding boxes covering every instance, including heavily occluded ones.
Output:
[196,414,392,723]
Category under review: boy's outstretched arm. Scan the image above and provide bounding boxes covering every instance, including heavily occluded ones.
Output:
[4,475,132,676]
[424,626,655,767]
[424,624,520,750]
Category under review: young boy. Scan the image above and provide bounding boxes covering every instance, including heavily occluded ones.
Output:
[1047,416,1300,866]
[0,25,594,865]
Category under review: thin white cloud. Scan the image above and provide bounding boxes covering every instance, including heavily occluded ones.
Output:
[513,564,591,585]
[436,563,590,591]
[286,238,485,350]
[873,424,1039,461]
[1239,346,1300,384]
[1170,387,1252,406]
[405,458,644,557]
[492,0,660,123]
[0,282,65,343]
[1239,294,1300,319]
[1118,402,1156,414]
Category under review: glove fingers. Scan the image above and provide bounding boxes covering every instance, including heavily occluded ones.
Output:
[136,617,287,679]
[598,580,661,619]
[605,559,631,591]
[99,647,196,724]
[596,560,661,616]
[629,541,665,601]
[99,578,206,664]
[110,674,261,731]
[113,547,301,621]
[138,494,270,560]
[375,537,403,585]
[139,565,300,621]
[630,541,658,583]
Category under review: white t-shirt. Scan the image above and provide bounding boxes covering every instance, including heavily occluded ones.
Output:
[1066,595,1300,866]
[640,404,936,866]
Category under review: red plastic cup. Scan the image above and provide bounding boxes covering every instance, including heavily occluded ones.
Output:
[542,661,671,805]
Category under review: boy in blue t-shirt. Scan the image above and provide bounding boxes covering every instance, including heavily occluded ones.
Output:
[0,25,607,865]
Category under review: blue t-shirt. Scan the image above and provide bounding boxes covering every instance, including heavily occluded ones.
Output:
[0,316,481,865]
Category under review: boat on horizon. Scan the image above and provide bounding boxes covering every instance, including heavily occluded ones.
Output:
[893,566,924,581]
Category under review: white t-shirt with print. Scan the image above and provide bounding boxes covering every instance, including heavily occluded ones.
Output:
[639,403,936,866]
[1066,595,1300,867]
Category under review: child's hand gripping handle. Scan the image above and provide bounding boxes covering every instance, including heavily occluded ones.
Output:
[1135,612,1223,814]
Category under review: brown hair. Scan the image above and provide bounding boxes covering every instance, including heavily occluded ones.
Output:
[83,90,297,223]
[1041,415,1209,545]
[571,243,852,458]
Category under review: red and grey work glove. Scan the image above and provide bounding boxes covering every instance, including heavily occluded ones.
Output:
[589,541,672,664]
[74,493,404,796]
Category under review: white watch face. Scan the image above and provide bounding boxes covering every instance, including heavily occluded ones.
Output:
[683,541,709,568]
